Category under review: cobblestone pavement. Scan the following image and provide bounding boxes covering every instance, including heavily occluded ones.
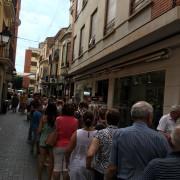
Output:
[0,112,40,180]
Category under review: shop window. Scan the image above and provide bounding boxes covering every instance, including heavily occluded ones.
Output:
[96,79,109,103]
[113,71,165,128]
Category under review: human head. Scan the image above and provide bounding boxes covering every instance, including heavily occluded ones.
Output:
[57,100,64,106]
[33,93,40,100]
[83,111,94,128]
[131,101,153,126]
[106,109,120,126]
[170,105,180,121]
[78,102,88,110]
[45,103,57,116]
[62,103,75,116]
[99,107,107,120]
[45,103,57,127]
[171,125,180,151]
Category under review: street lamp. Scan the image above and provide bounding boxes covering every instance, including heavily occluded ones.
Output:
[0,26,11,45]
[12,68,17,76]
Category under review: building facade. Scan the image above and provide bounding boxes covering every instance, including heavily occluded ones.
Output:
[0,0,21,112]
[69,0,180,126]
[35,37,54,95]
[23,48,40,93]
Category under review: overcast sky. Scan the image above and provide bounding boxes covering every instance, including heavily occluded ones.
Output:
[15,0,70,73]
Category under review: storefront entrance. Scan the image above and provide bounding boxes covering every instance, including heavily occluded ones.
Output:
[113,71,165,128]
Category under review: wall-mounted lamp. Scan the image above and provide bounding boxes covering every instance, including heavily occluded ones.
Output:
[0,26,11,46]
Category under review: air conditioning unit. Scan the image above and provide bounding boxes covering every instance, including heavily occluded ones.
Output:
[50,78,57,83]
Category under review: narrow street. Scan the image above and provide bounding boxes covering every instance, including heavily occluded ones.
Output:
[0,112,38,180]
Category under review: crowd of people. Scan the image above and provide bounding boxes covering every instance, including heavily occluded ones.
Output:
[7,92,180,179]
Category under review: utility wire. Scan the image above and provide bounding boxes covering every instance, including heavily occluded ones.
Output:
[15,36,63,49]
[37,0,62,42]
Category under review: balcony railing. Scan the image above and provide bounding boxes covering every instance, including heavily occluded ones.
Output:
[0,46,10,59]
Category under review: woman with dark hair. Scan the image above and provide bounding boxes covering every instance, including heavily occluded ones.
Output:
[66,111,97,180]
[87,109,120,180]
[53,103,78,180]
[38,103,57,180]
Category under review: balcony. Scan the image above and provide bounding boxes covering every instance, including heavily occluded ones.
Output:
[3,0,16,19]
[0,46,9,59]
[61,64,69,76]
[0,45,14,68]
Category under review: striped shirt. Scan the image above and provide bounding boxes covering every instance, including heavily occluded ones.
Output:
[110,121,171,180]
[142,152,180,180]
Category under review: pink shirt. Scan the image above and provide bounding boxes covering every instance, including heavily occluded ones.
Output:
[55,115,78,148]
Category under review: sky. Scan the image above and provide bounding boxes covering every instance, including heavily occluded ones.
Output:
[15,0,70,73]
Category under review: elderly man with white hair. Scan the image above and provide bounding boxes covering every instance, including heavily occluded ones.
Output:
[157,105,180,140]
[142,125,180,179]
[107,101,170,180]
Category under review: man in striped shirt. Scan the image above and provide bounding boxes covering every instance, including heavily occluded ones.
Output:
[107,101,171,180]
[142,125,180,180]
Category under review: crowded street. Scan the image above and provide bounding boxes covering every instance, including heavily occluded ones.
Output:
[1,0,180,179]
[0,112,45,180]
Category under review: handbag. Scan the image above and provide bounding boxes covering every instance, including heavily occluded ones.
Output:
[45,131,58,146]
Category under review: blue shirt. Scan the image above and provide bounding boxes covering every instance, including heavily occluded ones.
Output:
[32,111,42,130]
[110,121,171,180]
[142,152,180,180]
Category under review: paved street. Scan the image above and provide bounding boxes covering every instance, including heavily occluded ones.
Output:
[0,112,38,180]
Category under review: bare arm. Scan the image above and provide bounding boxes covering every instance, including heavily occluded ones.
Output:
[106,164,117,180]
[86,137,100,169]
[65,132,77,168]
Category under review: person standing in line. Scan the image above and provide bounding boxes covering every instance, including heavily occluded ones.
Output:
[31,104,42,154]
[53,103,78,180]
[86,109,120,180]
[107,101,171,180]
[157,105,180,140]
[66,111,97,180]
[11,93,19,113]
[142,124,180,179]
[38,103,57,180]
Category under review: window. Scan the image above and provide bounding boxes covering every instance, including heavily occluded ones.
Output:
[73,36,77,61]
[89,9,97,48]
[113,71,165,128]
[79,25,85,56]
[66,42,71,67]
[130,0,149,15]
[62,44,66,66]
[76,0,82,16]
[104,0,116,35]
[31,61,37,66]
[32,52,39,58]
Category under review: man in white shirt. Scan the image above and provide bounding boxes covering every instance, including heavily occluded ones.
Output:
[157,105,180,139]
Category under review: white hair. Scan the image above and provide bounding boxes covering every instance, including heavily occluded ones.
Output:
[171,125,180,149]
[131,101,153,120]
[170,105,180,112]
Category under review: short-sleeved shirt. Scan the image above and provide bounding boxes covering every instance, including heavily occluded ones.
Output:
[110,121,170,180]
[93,125,118,174]
[32,111,42,130]
[157,114,176,134]
[55,115,78,148]
[142,152,180,180]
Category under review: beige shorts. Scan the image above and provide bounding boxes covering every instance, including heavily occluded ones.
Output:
[53,147,67,172]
